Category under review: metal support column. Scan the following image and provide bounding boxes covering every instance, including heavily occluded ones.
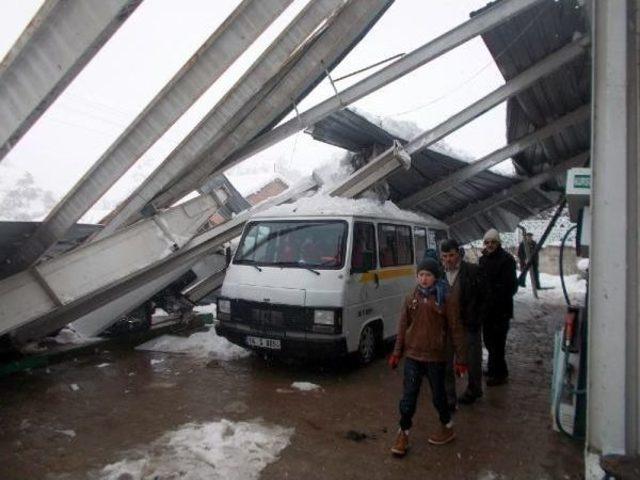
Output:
[586,0,640,471]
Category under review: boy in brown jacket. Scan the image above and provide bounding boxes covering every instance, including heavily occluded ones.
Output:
[389,258,468,456]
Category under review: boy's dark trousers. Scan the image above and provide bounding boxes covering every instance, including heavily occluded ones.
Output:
[399,357,450,431]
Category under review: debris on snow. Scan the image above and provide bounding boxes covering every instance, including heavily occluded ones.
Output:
[98,419,293,480]
[291,382,321,392]
[136,326,250,361]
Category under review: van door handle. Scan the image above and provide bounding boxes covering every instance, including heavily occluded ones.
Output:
[374,272,379,288]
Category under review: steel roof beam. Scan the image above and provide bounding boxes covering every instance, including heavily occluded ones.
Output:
[9,0,292,274]
[0,192,221,339]
[225,0,548,166]
[94,0,347,240]
[1,177,317,343]
[444,151,589,226]
[140,0,393,216]
[325,38,589,200]
[0,0,142,162]
[398,104,590,208]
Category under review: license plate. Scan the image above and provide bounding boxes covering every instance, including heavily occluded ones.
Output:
[246,336,281,350]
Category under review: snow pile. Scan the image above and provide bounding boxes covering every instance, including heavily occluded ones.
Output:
[577,257,589,272]
[20,326,96,354]
[99,419,293,480]
[350,107,475,162]
[255,194,445,227]
[194,304,217,316]
[135,326,250,361]
[516,272,587,306]
[313,156,355,191]
[291,382,321,392]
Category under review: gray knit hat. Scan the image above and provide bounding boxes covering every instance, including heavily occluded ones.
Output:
[483,228,501,243]
[417,257,442,278]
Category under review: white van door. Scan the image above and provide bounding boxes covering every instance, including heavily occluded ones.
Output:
[344,221,382,351]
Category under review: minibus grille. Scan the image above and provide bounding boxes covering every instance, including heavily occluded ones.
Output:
[231,300,312,332]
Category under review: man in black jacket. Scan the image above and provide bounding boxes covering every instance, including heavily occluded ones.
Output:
[441,239,484,405]
[479,229,518,386]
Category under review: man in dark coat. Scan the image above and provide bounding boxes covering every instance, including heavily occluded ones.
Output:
[479,228,518,386]
[517,232,542,288]
[440,239,484,405]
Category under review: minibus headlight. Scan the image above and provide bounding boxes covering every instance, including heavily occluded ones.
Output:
[314,310,335,326]
[218,299,231,314]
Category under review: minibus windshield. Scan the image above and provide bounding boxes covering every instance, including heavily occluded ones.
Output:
[234,220,347,269]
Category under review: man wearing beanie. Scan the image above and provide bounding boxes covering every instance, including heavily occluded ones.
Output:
[479,228,518,386]
[388,257,468,456]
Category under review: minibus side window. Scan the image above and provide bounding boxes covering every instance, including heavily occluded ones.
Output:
[351,222,376,272]
[414,227,427,262]
[378,223,414,267]
[434,229,449,249]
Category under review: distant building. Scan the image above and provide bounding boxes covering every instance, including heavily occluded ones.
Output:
[246,177,288,206]
[207,177,289,227]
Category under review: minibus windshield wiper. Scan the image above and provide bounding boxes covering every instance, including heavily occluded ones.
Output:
[251,264,263,272]
[300,265,320,276]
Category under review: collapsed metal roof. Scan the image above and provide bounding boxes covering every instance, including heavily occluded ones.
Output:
[309,108,555,243]
[309,0,591,243]
[472,0,591,180]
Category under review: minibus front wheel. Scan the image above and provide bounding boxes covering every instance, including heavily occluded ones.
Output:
[357,324,378,364]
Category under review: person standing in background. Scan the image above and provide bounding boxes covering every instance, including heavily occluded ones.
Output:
[517,232,542,289]
[479,229,518,386]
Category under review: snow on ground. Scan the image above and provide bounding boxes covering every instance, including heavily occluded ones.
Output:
[20,326,97,354]
[255,193,446,227]
[98,419,293,480]
[135,326,249,361]
[515,272,587,309]
[291,382,321,392]
[577,257,589,272]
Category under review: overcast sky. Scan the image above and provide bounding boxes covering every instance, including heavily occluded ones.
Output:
[0,0,511,222]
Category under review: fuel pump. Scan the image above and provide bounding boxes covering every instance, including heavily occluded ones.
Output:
[550,168,590,439]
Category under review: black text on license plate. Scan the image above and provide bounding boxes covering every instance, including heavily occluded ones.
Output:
[246,336,281,350]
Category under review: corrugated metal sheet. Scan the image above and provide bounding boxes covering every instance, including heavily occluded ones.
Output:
[472,0,590,180]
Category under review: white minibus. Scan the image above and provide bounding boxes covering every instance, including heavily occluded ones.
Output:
[215,198,448,362]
